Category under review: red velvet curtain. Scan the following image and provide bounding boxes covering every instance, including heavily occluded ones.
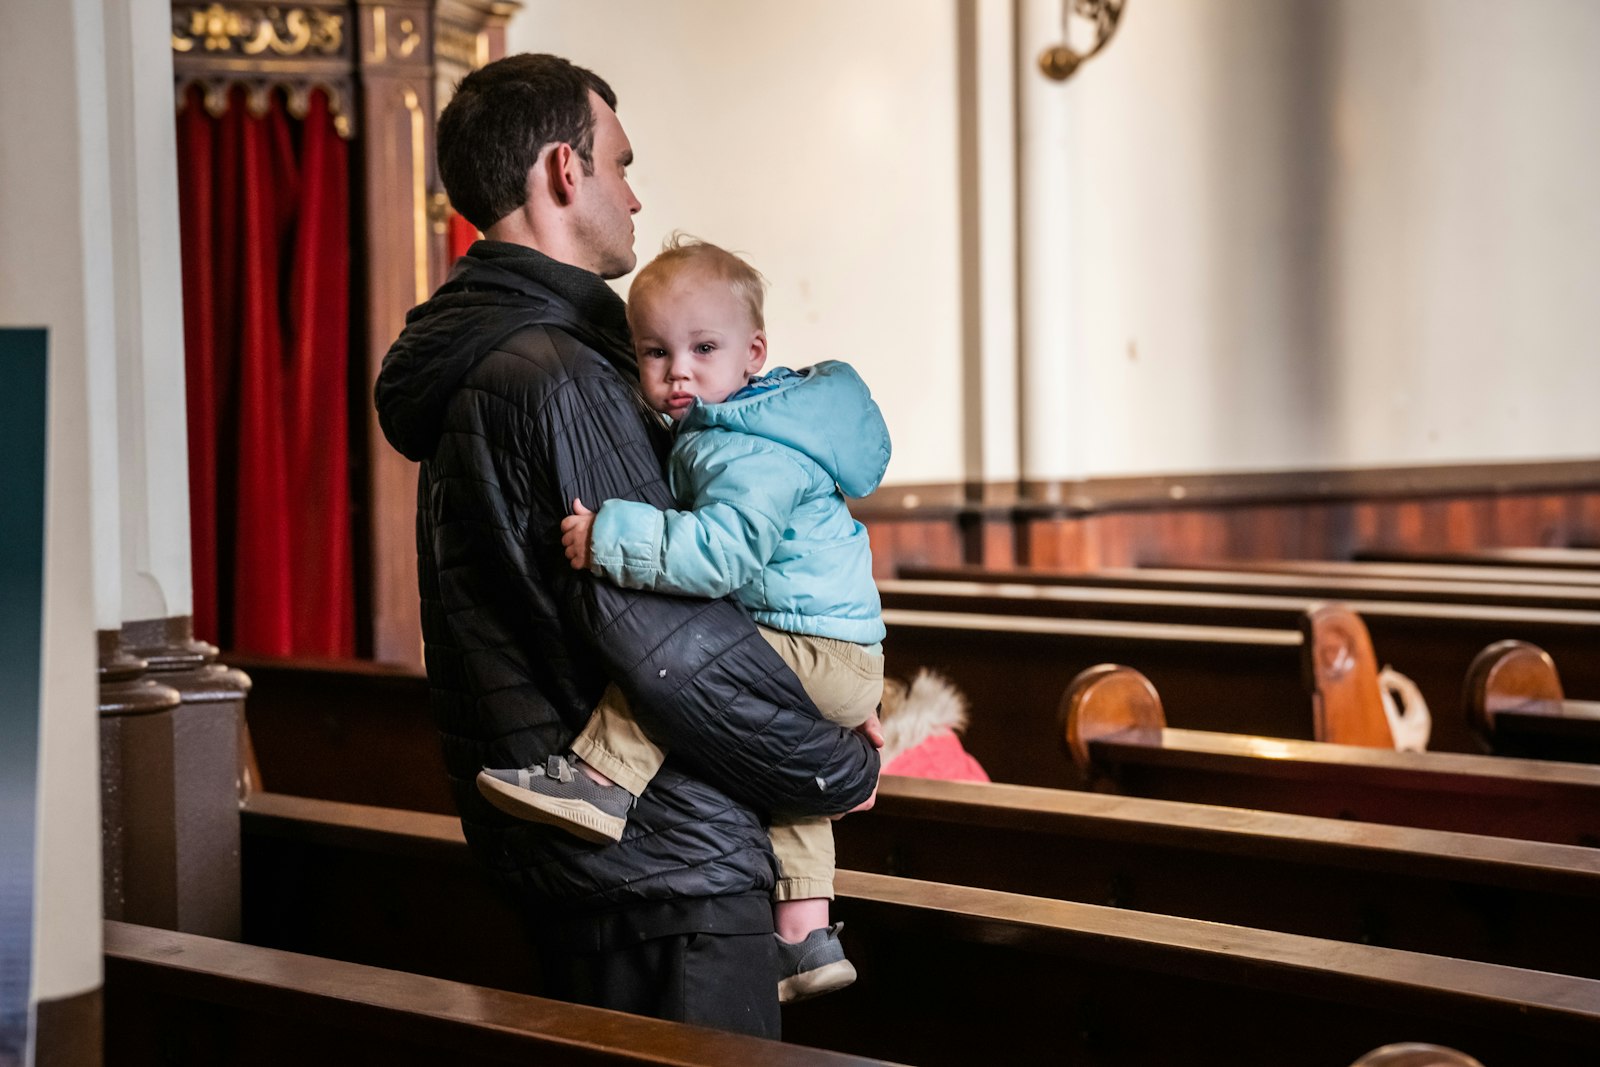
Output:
[448,210,478,264]
[176,87,354,656]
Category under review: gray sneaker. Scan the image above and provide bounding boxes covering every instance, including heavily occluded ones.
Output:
[476,755,634,844]
[776,922,857,1004]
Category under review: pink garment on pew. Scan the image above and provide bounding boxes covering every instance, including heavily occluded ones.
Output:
[883,729,990,782]
[878,671,990,783]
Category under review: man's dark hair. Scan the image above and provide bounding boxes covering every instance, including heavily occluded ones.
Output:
[438,53,618,232]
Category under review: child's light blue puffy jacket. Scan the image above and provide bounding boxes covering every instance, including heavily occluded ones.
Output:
[588,361,891,644]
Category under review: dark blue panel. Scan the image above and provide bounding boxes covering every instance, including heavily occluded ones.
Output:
[0,328,49,1061]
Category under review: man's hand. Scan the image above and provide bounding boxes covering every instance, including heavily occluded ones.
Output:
[856,711,884,750]
[560,498,596,570]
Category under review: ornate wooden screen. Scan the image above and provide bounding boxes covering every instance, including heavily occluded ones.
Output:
[171,0,515,662]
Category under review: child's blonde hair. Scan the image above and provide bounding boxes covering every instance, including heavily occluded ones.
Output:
[628,233,768,329]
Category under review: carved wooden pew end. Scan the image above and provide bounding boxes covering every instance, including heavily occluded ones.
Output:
[1350,1043,1486,1067]
[1301,603,1394,748]
[1060,663,1166,775]
[1465,640,1565,745]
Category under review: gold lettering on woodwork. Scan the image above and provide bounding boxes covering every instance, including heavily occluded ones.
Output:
[370,6,387,63]
[396,17,422,59]
[172,4,343,57]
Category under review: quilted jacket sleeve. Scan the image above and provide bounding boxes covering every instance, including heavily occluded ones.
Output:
[528,332,878,819]
[587,433,807,599]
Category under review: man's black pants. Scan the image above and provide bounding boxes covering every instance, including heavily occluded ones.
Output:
[543,930,781,1039]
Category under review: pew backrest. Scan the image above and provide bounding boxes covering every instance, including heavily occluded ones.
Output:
[240,794,1600,1064]
[1061,665,1600,845]
[105,920,897,1066]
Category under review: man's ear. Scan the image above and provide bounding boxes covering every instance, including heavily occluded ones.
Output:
[541,142,578,206]
[746,331,768,375]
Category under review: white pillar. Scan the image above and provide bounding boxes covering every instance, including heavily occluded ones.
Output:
[0,0,114,1039]
[106,0,194,624]
[959,0,1021,490]
[1015,0,1083,488]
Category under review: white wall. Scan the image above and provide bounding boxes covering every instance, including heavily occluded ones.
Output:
[1056,0,1600,477]
[512,1,1600,484]
[0,0,108,1015]
[1328,0,1600,466]
[510,0,965,486]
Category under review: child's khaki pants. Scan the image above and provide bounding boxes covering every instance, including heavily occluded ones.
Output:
[571,626,884,902]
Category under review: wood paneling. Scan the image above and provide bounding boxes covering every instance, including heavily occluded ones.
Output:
[857,462,1600,577]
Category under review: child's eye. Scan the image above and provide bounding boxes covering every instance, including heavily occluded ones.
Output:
[640,348,666,359]
[695,342,716,355]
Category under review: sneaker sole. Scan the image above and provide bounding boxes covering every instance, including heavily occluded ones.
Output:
[778,959,857,1005]
[475,771,626,845]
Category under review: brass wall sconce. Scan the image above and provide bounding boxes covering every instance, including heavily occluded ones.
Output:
[1039,0,1126,81]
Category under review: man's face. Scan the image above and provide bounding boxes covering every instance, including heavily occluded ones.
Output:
[573,92,641,279]
[628,270,767,420]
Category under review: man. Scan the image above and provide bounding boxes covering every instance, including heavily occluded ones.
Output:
[373,54,879,1039]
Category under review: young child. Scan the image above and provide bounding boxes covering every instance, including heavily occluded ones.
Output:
[477,235,890,1004]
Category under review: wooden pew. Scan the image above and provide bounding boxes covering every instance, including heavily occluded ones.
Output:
[1467,641,1600,764]
[880,609,1311,784]
[838,777,1600,978]
[1063,664,1600,847]
[898,562,1600,611]
[1159,557,1600,594]
[238,611,1317,793]
[240,793,1600,1066]
[1356,546,1600,575]
[880,577,1600,753]
[230,652,450,815]
[105,920,890,1067]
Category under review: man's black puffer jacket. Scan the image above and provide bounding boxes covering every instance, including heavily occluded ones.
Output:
[375,242,878,929]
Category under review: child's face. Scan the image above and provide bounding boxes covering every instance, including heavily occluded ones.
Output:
[629,271,767,420]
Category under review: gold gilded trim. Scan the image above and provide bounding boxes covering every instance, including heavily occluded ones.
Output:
[404,87,429,302]
[436,21,486,70]
[370,6,387,63]
[172,4,343,57]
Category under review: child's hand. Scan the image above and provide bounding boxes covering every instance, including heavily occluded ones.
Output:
[855,711,885,750]
[560,498,596,570]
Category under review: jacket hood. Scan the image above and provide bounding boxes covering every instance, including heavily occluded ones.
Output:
[680,361,892,497]
[374,241,635,461]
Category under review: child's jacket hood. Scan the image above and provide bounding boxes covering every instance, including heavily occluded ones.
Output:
[678,361,891,498]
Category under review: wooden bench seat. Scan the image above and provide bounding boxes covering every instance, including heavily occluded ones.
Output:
[879,577,1600,753]
[104,920,893,1066]
[840,776,1600,978]
[238,794,1600,1066]
[1065,665,1600,846]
